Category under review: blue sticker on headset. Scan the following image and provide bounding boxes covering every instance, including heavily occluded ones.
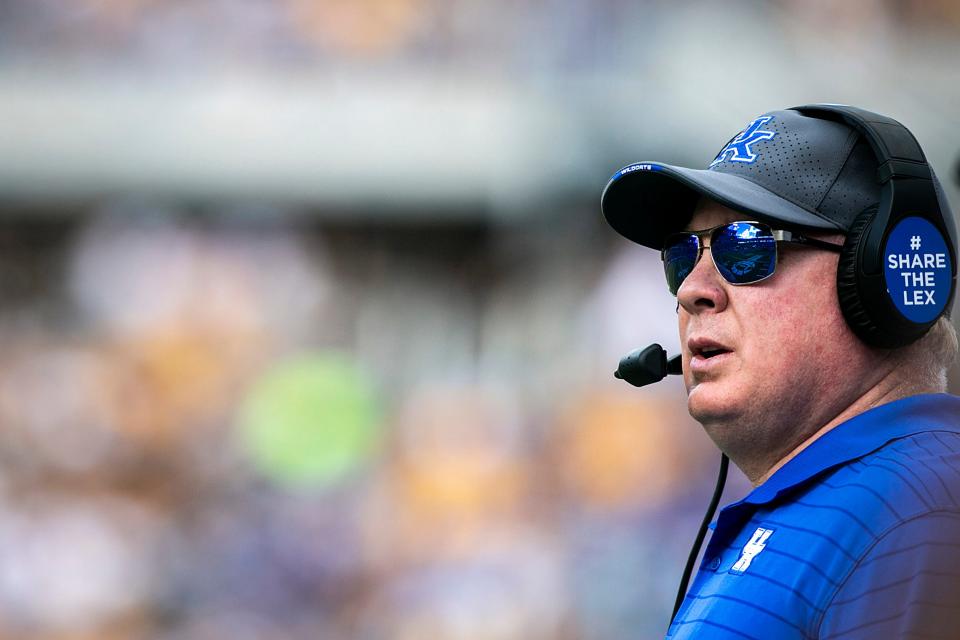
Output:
[884,216,953,323]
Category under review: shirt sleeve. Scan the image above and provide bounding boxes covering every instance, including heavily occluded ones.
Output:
[818,510,960,639]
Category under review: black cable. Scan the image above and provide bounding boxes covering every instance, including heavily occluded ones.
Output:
[670,453,729,626]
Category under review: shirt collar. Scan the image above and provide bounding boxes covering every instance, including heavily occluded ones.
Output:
[735,393,960,508]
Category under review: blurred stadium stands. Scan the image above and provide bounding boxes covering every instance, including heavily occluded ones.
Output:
[0,1,957,638]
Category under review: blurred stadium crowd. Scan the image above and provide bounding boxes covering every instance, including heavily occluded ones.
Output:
[0,0,958,639]
[0,206,727,640]
[2,0,960,68]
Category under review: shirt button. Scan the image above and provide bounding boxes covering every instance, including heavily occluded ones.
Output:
[706,557,721,571]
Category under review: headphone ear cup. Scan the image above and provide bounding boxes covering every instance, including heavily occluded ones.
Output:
[836,205,891,347]
[838,205,949,349]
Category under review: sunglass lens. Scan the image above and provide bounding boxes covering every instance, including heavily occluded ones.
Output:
[663,234,699,294]
[711,222,776,285]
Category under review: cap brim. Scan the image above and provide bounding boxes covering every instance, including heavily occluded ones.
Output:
[601,163,844,250]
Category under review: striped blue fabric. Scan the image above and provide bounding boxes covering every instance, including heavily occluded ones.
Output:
[667,393,960,639]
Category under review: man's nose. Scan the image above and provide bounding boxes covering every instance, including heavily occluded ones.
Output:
[677,248,729,315]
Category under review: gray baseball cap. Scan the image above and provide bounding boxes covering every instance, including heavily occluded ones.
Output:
[601,109,883,249]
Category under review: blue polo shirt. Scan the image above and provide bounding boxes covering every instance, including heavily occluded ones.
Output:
[667,393,960,639]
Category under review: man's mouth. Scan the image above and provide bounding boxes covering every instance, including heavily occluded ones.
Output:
[688,338,733,371]
[698,347,731,359]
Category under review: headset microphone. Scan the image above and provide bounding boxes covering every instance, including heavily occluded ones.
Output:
[614,343,729,629]
[614,343,683,386]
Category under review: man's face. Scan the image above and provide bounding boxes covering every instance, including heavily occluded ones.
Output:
[677,200,883,479]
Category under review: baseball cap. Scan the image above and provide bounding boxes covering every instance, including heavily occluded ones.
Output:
[601,108,882,249]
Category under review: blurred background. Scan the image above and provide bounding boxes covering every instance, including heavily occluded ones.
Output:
[0,0,958,638]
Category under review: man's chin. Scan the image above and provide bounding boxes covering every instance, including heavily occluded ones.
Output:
[686,382,741,424]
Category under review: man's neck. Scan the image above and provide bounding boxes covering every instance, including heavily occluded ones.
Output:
[752,375,936,487]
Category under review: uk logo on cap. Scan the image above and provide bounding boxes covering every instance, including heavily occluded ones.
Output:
[709,116,777,168]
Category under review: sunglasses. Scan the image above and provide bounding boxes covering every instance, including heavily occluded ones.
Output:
[662,221,843,295]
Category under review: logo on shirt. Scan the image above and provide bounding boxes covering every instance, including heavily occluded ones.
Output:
[730,527,774,574]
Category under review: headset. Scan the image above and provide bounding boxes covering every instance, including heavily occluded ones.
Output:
[790,104,957,349]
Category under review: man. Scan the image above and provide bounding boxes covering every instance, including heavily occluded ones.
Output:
[601,105,960,638]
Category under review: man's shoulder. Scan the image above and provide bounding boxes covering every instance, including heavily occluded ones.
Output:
[758,427,960,588]
[761,427,960,596]
[821,427,960,522]
[811,431,960,639]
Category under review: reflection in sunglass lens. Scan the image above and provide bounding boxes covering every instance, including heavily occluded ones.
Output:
[711,222,776,285]
[663,234,700,295]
